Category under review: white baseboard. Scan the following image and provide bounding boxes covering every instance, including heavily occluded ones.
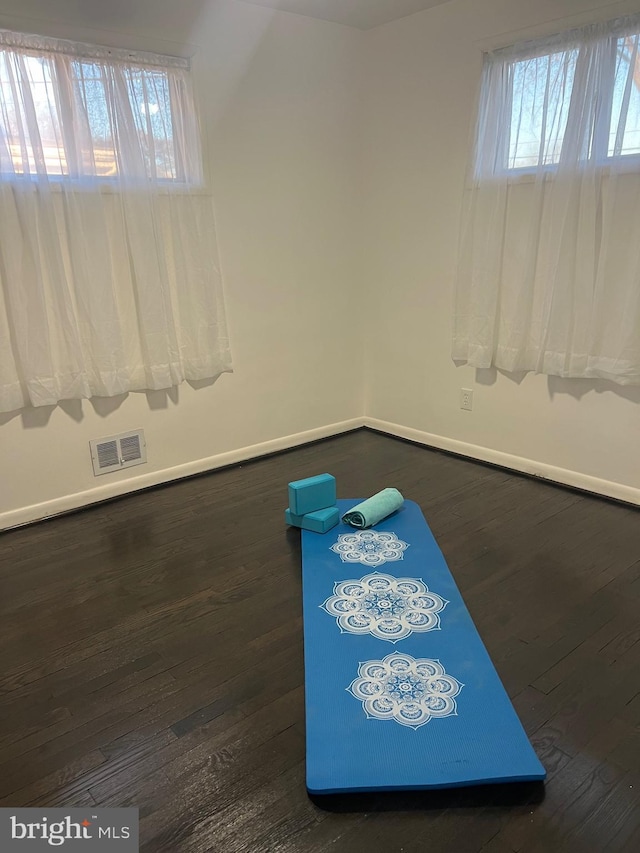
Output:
[1,417,365,531]
[364,417,640,507]
[4,414,637,530]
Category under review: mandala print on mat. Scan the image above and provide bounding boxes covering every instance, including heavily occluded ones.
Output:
[330,531,408,567]
[348,653,463,729]
[321,572,448,642]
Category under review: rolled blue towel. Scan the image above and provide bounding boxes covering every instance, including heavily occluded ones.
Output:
[341,488,404,529]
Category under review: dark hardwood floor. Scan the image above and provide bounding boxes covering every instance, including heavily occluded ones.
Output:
[1,429,638,852]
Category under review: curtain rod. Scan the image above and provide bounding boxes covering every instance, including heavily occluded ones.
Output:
[0,27,190,70]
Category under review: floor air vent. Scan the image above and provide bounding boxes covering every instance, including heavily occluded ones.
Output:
[90,430,147,476]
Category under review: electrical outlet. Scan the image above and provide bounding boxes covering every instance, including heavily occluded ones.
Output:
[460,388,473,411]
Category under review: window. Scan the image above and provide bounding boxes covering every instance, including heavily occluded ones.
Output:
[454,14,640,386]
[477,23,640,175]
[0,30,201,183]
[0,29,231,413]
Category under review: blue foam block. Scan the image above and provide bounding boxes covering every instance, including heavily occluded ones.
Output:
[286,506,340,534]
[302,499,546,793]
[288,473,336,516]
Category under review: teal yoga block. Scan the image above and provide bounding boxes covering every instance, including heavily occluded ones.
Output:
[285,506,340,534]
[288,473,336,516]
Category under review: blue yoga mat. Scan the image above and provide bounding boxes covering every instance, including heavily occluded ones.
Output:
[302,500,546,794]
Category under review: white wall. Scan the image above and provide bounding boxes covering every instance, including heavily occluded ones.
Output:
[3,0,640,529]
[0,0,365,527]
[362,0,640,502]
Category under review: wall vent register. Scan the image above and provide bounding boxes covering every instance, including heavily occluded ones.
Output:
[89,430,147,476]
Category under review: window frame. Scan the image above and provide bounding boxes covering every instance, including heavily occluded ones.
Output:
[0,28,202,187]
[480,22,640,178]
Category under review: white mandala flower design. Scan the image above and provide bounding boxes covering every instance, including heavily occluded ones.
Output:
[330,531,408,567]
[348,653,463,729]
[321,572,448,642]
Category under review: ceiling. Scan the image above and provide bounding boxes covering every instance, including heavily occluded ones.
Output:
[236,0,454,30]
[0,1,455,47]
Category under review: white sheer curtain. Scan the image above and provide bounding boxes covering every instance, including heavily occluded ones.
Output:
[454,15,640,385]
[0,30,231,412]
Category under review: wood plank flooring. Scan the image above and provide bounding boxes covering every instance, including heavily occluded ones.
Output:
[0,429,638,852]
